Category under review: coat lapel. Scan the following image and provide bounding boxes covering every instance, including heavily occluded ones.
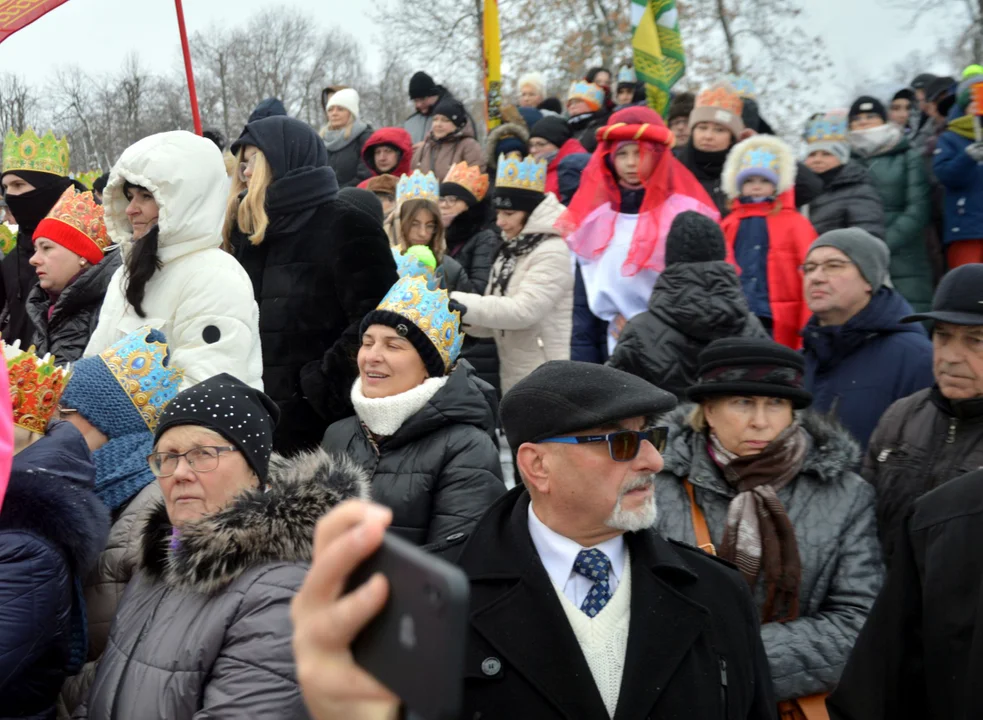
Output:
[613,531,712,720]
[463,489,611,719]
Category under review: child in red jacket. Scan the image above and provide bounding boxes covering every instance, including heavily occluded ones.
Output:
[721,135,817,349]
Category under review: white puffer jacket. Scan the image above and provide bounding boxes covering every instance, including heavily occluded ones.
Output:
[451,193,573,394]
[84,131,263,390]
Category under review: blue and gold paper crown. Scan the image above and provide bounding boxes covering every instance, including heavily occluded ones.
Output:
[736,147,781,188]
[724,75,758,100]
[805,111,848,145]
[2,128,70,176]
[617,66,637,85]
[375,274,464,372]
[495,154,547,194]
[567,81,606,111]
[396,170,439,205]
[98,327,184,431]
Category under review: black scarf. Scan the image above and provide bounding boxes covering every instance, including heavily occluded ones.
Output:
[4,174,74,237]
[684,141,731,184]
[489,233,547,297]
[819,165,846,188]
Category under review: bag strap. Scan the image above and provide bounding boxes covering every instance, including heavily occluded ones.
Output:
[683,479,716,556]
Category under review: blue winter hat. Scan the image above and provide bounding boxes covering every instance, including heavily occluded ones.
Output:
[495,135,528,158]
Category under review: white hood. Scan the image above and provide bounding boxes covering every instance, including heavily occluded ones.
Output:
[103,131,229,264]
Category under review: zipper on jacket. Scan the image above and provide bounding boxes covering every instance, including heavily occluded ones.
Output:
[947,417,958,444]
[877,448,892,462]
[719,658,728,718]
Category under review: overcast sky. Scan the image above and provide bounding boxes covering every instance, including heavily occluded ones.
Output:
[0,0,956,102]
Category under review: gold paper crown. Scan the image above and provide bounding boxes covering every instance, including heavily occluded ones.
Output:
[73,170,102,189]
[442,162,489,203]
[494,154,547,194]
[3,340,71,435]
[375,274,464,372]
[37,187,111,256]
[0,224,15,256]
[2,128,70,177]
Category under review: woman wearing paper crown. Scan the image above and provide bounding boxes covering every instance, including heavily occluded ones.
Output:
[24,187,121,364]
[1,128,85,348]
[225,116,396,455]
[84,131,264,395]
[55,327,182,715]
[0,342,110,719]
[322,274,504,548]
[450,154,573,393]
[77,373,370,718]
[386,170,471,293]
[557,106,719,357]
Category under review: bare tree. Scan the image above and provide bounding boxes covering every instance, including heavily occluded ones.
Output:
[0,74,39,136]
[884,0,982,64]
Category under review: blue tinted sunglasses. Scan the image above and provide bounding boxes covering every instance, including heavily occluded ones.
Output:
[539,427,669,462]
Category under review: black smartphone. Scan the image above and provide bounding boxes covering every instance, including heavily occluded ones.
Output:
[345,531,470,720]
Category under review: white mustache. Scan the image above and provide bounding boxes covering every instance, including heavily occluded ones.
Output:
[619,474,655,497]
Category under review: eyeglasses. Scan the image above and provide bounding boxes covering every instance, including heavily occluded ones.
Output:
[238,155,258,182]
[539,427,669,462]
[799,259,853,277]
[57,406,78,417]
[438,197,460,208]
[528,140,553,150]
[147,445,238,478]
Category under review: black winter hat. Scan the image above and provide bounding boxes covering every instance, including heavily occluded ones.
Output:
[687,338,813,409]
[926,76,956,102]
[360,310,447,379]
[154,374,280,484]
[432,97,468,128]
[892,88,916,104]
[338,187,384,227]
[664,211,726,266]
[848,96,887,123]
[248,97,287,123]
[538,97,563,114]
[667,91,695,124]
[529,116,572,148]
[910,73,937,90]
[500,360,677,448]
[903,264,983,326]
[409,71,438,100]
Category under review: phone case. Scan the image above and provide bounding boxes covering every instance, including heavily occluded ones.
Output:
[346,532,471,720]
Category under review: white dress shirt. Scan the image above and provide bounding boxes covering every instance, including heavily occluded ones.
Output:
[527,503,626,607]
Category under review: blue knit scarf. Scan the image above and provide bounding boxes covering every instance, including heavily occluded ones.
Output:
[93,432,156,511]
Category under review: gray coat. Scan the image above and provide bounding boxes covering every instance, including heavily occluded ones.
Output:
[807,161,886,240]
[74,449,370,719]
[655,406,884,702]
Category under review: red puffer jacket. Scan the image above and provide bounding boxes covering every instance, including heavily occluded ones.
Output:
[721,190,817,350]
[546,137,588,197]
[357,127,414,187]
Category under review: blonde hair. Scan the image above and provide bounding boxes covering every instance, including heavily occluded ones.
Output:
[222,147,273,248]
[386,199,446,262]
[688,404,708,432]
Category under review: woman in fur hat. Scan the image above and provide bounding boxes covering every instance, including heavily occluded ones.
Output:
[655,337,883,713]
[77,374,369,719]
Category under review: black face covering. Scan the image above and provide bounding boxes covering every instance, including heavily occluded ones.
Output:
[2,172,74,236]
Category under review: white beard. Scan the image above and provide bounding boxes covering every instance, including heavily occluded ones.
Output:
[605,474,658,532]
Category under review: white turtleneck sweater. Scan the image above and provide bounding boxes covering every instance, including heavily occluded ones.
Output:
[350,376,448,436]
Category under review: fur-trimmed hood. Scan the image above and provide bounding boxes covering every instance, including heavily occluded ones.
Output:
[485,122,530,172]
[721,134,797,200]
[660,403,861,483]
[140,448,370,594]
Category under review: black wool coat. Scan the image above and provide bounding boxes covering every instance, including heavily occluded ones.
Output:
[0,231,41,347]
[26,249,121,363]
[609,261,767,400]
[828,467,983,720]
[235,200,397,455]
[446,487,777,720]
[808,162,886,239]
[321,362,505,548]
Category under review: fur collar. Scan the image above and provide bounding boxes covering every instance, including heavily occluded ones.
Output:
[140,448,370,594]
[485,122,530,171]
[660,403,861,484]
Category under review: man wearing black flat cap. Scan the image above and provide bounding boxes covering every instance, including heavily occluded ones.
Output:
[864,263,983,565]
[292,360,777,720]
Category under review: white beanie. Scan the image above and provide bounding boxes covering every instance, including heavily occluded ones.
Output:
[327,88,360,119]
[518,72,546,98]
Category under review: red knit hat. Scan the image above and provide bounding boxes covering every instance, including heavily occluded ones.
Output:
[33,187,109,265]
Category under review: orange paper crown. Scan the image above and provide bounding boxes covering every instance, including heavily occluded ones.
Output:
[442,162,490,203]
[696,83,744,116]
[973,83,983,115]
[3,340,71,435]
[33,187,110,265]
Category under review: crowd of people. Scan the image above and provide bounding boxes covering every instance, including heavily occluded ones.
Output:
[0,54,981,720]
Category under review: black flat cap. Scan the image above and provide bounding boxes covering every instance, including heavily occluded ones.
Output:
[903,263,983,326]
[500,361,677,448]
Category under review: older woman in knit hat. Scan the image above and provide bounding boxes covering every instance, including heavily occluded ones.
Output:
[80,371,370,718]
[322,274,504,551]
[655,336,883,712]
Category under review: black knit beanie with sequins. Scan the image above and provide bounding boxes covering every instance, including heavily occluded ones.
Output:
[153,373,280,483]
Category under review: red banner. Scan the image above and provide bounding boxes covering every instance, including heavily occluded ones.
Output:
[0,0,70,44]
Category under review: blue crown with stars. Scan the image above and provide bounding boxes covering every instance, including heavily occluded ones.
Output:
[736,147,780,188]
[495,154,547,194]
[98,327,183,431]
[805,111,848,145]
[396,170,440,205]
[724,74,758,100]
[375,274,464,372]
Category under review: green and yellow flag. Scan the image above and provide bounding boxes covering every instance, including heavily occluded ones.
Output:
[631,0,685,118]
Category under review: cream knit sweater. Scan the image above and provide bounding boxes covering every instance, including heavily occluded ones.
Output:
[552,552,632,718]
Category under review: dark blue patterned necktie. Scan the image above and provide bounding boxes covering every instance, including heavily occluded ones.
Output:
[573,548,613,617]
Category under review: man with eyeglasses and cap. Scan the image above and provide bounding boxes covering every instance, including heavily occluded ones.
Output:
[864,263,983,566]
[291,361,777,720]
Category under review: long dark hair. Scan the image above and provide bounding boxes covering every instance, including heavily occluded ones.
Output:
[122,183,162,318]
